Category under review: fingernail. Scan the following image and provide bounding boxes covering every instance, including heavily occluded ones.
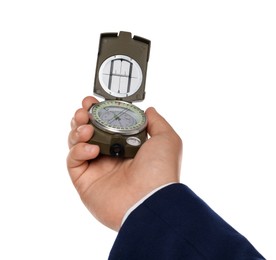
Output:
[76,125,86,134]
[84,144,94,153]
[71,118,77,128]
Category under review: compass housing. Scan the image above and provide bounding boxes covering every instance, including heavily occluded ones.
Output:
[88,31,150,157]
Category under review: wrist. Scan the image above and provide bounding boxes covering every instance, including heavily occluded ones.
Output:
[121,182,177,227]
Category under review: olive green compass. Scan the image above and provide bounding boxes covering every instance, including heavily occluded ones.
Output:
[88,31,150,157]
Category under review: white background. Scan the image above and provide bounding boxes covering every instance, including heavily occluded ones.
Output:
[0,0,275,259]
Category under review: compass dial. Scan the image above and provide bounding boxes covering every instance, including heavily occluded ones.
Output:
[89,100,147,135]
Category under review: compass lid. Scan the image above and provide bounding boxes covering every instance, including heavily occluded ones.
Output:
[93,31,151,103]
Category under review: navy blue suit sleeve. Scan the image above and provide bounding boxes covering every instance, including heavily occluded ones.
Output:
[109,183,265,260]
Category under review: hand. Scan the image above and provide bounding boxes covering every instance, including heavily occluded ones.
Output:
[67,96,183,231]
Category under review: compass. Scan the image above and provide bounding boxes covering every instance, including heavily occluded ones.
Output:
[88,31,150,157]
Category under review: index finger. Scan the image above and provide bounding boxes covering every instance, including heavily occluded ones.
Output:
[82,96,99,110]
[70,96,100,131]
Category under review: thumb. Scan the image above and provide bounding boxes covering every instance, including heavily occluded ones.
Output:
[145,107,175,137]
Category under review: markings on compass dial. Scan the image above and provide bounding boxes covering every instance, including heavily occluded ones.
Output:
[99,55,143,98]
[99,106,136,128]
[93,101,146,132]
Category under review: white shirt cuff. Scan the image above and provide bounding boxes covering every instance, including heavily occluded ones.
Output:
[121,182,176,226]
